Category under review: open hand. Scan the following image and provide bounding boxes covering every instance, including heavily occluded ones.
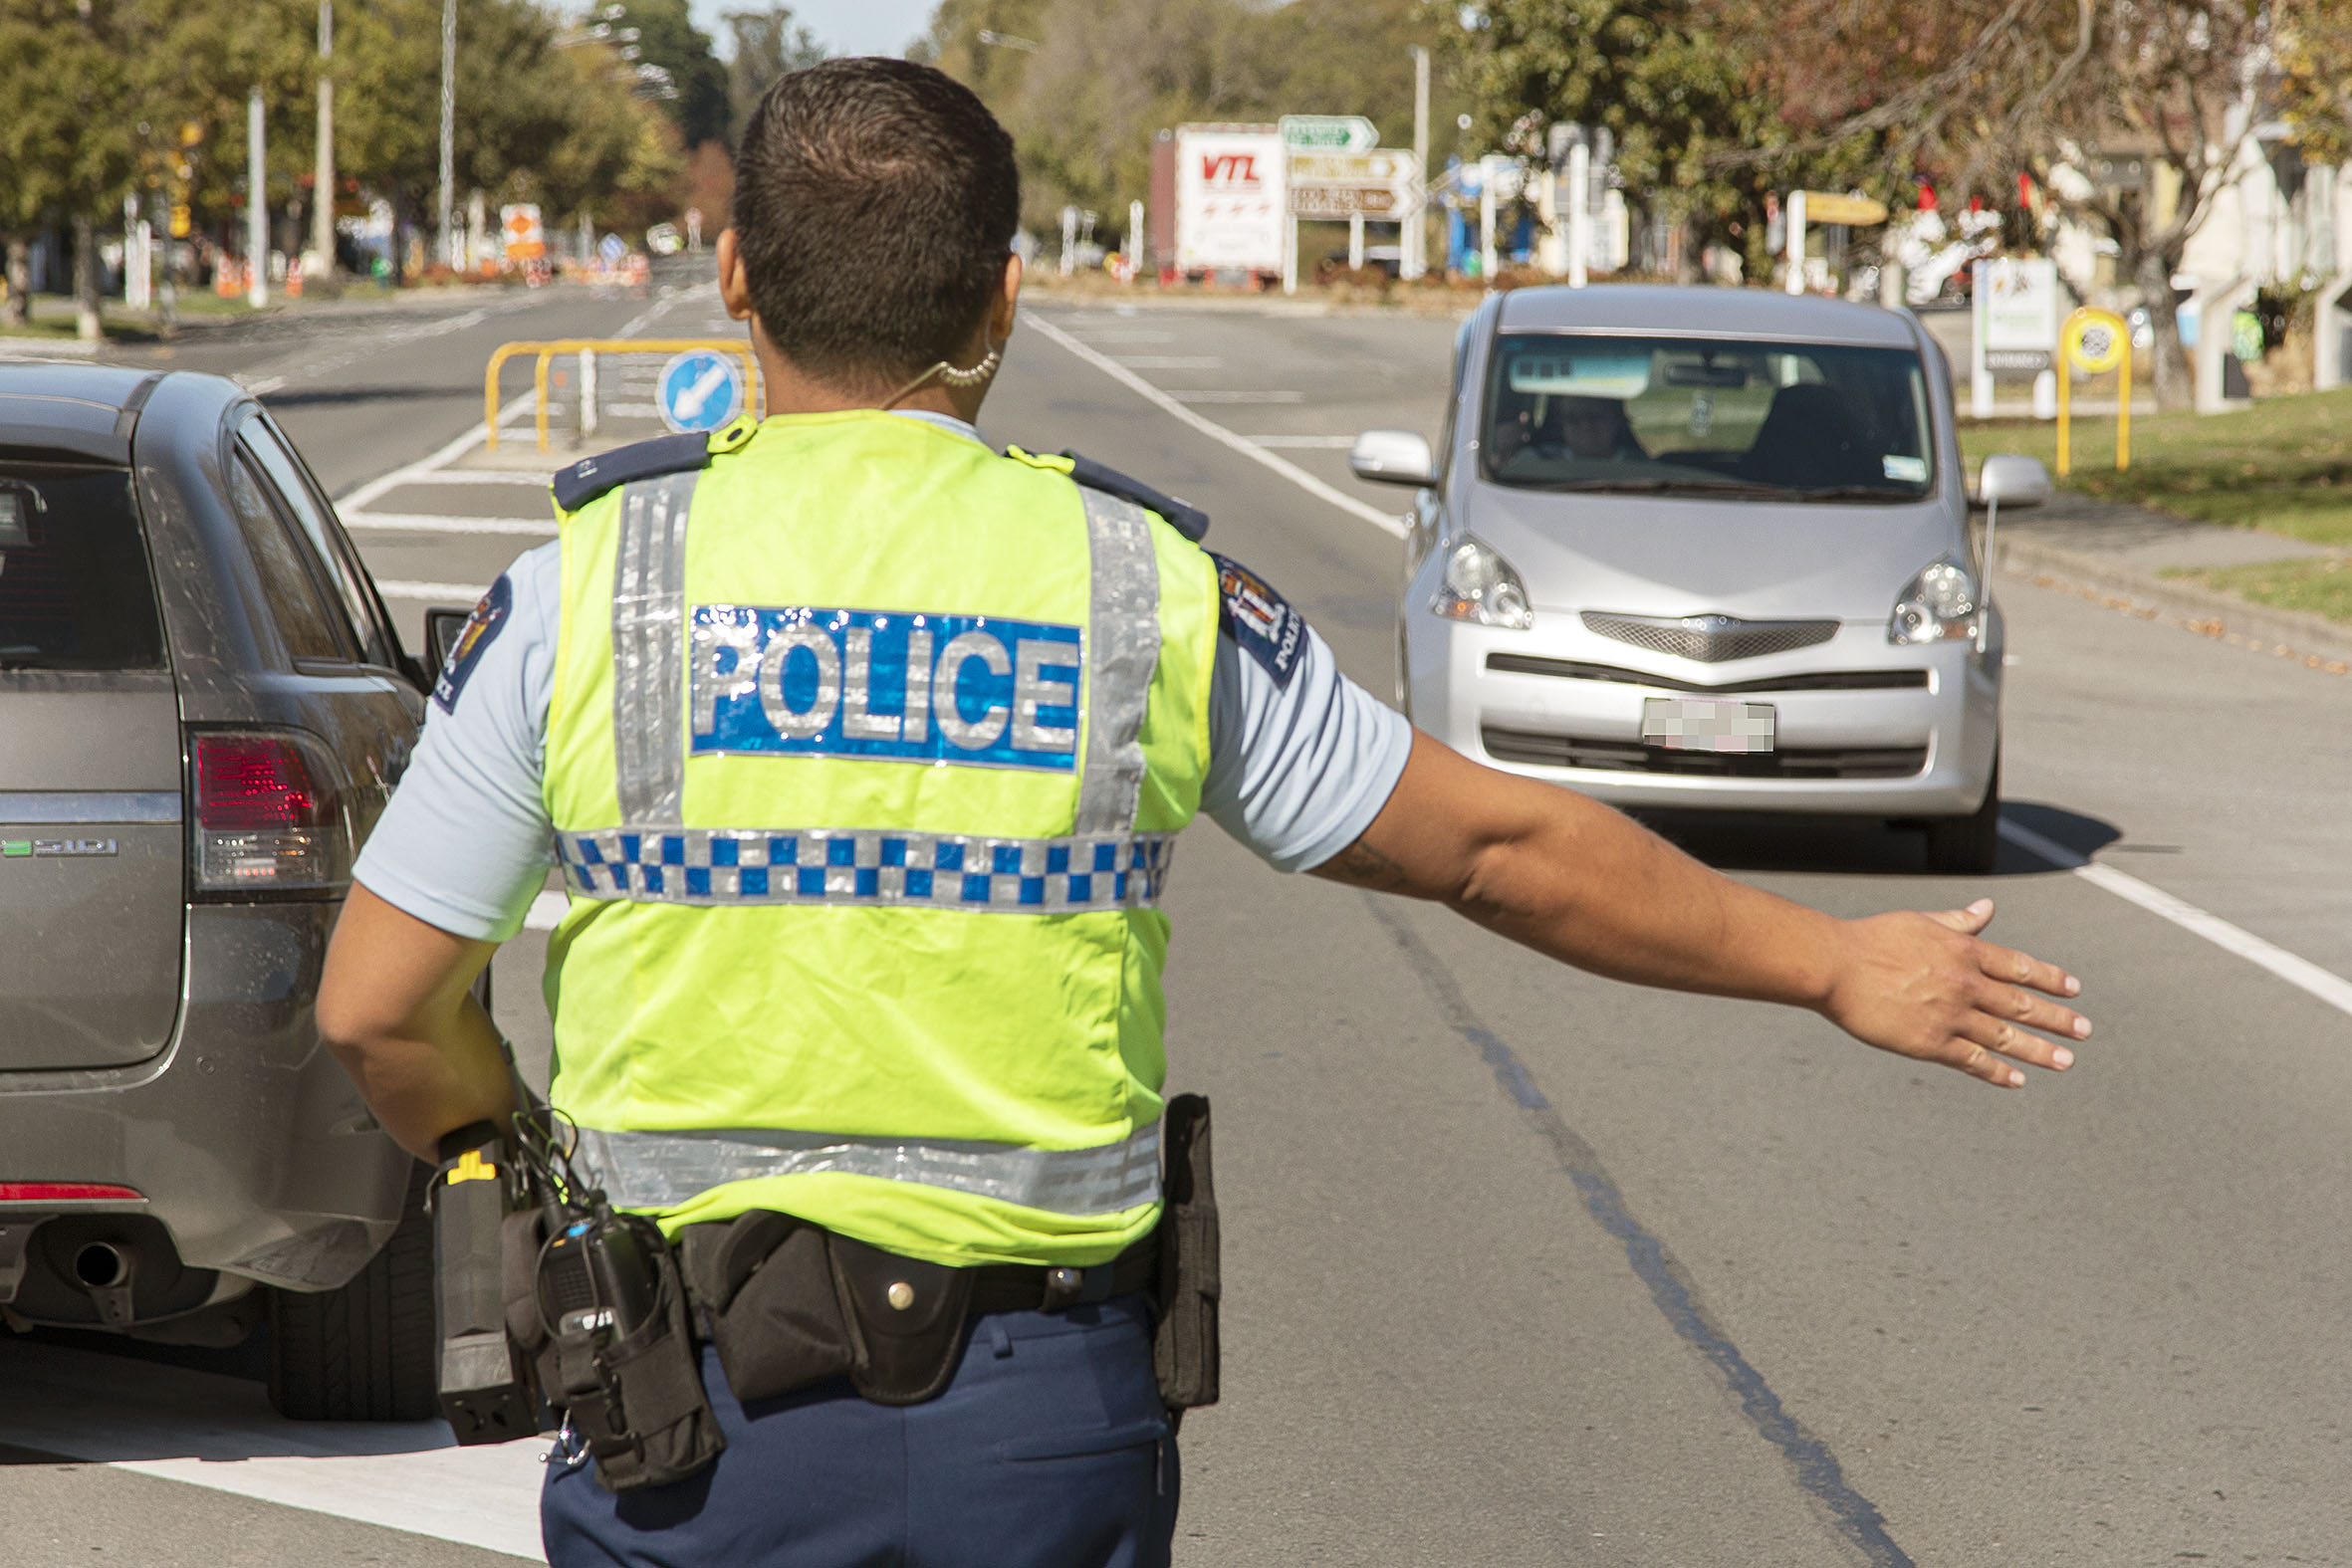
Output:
[1819,899,2087,1087]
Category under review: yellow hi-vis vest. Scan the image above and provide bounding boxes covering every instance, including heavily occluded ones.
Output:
[541,411,1220,1269]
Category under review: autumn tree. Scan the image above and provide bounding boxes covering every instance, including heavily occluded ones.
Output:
[726,5,826,144]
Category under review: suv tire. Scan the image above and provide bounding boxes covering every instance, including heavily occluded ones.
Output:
[1924,755,2000,876]
[268,1159,437,1422]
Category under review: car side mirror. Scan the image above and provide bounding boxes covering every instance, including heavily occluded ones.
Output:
[1976,453,2051,510]
[423,606,474,671]
[1349,429,1437,488]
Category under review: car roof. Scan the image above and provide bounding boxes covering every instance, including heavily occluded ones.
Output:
[1496,284,1919,348]
[0,363,177,464]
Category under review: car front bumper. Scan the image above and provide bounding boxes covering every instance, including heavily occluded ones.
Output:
[0,901,410,1323]
[1406,608,2001,816]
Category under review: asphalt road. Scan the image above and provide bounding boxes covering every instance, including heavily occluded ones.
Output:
[4,273,2350,1565]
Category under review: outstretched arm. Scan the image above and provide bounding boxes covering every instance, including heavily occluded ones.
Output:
[1312,731,2086,1087]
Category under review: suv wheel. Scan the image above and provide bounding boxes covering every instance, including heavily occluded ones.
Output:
[1924,755,2000,876]
[268,1159,437,1422]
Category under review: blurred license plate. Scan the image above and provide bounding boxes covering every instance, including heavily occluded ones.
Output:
[1641,698,1775,754]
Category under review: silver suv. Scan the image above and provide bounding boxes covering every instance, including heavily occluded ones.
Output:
[0,363,435,1418]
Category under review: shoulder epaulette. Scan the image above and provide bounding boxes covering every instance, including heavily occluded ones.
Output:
[550,416,757,513]
[1005,446,1210,543]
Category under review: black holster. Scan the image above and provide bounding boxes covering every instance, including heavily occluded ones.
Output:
[506,1207,724,1493]
[1151,1093,1220,1416]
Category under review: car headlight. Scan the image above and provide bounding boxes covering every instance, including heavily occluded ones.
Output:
[1430,535,1533,630]
[1888,558,1979,645]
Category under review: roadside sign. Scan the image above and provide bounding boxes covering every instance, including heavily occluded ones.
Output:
[1280,114,1377,152]
[500,203,545,263]
[1792,191,1888,226]
[598,232,626,267]
[2063,308,2127,374]
[2055,306,2132,476]
[1174,124,1287,274]
[1981,257,2060,351]
[656,348,744,434]
[1286,148,1420,220]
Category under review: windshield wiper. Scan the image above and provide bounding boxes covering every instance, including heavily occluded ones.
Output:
[1515,477,1792,500]
[1783,485,1925,503]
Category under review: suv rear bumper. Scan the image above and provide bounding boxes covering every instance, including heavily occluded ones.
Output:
[0,901,409,1327]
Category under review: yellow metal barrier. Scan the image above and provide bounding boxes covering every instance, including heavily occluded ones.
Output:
[483,339,762,452]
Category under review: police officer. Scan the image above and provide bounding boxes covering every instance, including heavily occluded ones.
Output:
[318,58,2088,1568]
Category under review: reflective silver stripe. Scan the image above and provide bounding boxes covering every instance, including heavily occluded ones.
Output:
[0,791,180,824]
[558,825,1173,912]
[611,472,697,822]
[575,1122,1162,1217]
[1072,487,1161,835]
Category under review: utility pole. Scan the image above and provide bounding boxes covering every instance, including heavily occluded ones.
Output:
[437,0,456,269]
[1404,45,1429,281]
[1566,138,1589,289]
[248,86,269,308]
[314,0,335,280]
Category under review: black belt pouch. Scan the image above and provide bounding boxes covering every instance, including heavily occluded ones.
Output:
[1153,1093,1220,1413]
[546,1218,725,1493]
[680,1210,857,1404]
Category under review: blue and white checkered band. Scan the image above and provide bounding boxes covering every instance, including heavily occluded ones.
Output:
[558,827,1176,912]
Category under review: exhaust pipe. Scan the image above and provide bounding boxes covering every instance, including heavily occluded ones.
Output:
[73,1240,135,1327]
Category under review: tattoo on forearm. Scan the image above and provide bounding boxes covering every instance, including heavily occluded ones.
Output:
[1310,837,1412,892]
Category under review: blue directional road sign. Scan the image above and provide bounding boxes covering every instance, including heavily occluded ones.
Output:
[598,232,627,267]
[657,349,745,434]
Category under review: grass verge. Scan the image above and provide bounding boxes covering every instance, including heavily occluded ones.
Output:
[1959,385,2352,549]
[2162,556,2352,624]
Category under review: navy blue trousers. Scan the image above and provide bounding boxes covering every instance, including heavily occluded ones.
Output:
[542,1293,1178,1567]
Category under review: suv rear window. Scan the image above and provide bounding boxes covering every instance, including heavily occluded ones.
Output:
[0,466,166,670]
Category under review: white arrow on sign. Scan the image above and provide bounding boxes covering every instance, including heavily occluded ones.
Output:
[676,359,731,421]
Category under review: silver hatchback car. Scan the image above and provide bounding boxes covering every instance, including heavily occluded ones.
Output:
[1355,285,2049,873]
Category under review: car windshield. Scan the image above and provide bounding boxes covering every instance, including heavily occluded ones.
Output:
[1481,334,1936,501]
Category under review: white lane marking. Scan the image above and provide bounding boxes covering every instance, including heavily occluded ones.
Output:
[1171,389,1305,403]
[1024,315,1407,539]
[0,1340,545,1561]
[399,470,557,487]
[375,578,489,601]
[343,513,557,538]
[337,391,540,510]
[243,374,289,395]
[1250,434,1359,449]
[1999,819,2352,1019]
[1116,355,1223,368]
[525,889,569,930]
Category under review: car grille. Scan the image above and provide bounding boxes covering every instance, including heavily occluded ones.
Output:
[1580,611,1840,663]
[1481,726,1928,780]
[1484,653,1928,695]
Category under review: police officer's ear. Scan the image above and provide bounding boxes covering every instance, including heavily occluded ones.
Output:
[717,229,755,325]
[989,251,1022,344]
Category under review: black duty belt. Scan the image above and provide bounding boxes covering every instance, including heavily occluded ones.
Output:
[969,1235,1159,1316]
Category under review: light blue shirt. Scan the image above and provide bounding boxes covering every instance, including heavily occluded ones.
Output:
[354,416,1412,941]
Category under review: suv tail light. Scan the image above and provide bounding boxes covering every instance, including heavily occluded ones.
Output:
[191,732,351,893]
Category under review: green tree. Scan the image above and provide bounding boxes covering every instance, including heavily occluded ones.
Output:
[611,0,730,148]
[725,5,826,144]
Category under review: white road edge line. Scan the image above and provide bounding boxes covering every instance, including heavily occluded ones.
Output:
[342,513,558,537]
[1999,818,2352,1019]
[1022,315,1408,539]
[375,579,489,602]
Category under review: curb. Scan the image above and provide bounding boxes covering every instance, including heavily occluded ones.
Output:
[1996,535,2352,676]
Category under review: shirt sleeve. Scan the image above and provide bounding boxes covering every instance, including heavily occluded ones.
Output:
[352,542,561,942]
[1197,555,1413,873]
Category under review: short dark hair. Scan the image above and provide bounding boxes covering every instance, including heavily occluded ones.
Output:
[732,59,1019,387]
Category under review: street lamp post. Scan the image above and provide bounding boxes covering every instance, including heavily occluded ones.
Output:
[314,0,335,280]
[437,0,455,270]
[248,85,268,308]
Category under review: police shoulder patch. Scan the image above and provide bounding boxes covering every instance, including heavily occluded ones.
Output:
[432,572,512,713]
[1209,553,1305,689]
[550,429,712,513]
